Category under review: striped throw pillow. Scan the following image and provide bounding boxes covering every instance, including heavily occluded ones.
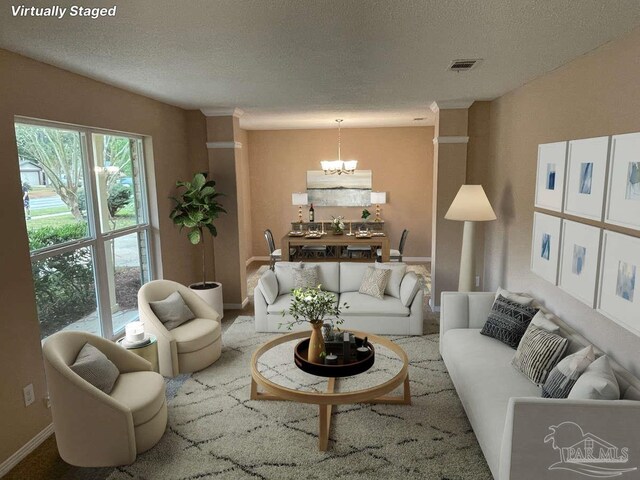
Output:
[480,295,539,348]
[512,324,568,385]
[542,345,596,398]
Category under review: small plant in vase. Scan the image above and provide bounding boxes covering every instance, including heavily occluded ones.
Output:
[361,209,371,221]
[331,215,345,235]
[280,286,348,363]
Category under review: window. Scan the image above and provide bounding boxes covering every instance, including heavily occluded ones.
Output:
[16,119,153,339]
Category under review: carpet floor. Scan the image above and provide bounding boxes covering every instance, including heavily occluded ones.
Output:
[106,316,491,480]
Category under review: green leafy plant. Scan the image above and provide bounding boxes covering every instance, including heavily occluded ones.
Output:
[361,209,371,220]
[169,172,226,288]
[280,285,348,330]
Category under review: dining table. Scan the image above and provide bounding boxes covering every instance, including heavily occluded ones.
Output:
[281,232,391,262]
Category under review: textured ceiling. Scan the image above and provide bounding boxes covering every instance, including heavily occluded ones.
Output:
[2,1,640,129]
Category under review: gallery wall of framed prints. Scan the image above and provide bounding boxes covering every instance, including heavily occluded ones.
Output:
[532,133,640,334]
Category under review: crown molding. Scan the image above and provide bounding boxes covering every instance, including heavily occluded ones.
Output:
[433,136,469,144]
[206,141,243,149]
[429,100,474,113]
[200,107,244,118]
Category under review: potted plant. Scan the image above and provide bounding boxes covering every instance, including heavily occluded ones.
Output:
[170,172,226,316]
[280,286,348,363]
[331,215,345,235]
[361,209,371,221]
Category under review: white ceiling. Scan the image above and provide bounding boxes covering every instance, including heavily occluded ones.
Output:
[2,1,640,129]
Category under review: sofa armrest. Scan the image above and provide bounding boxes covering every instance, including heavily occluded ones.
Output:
[254,285,269,332]
[439,292,495,353]
[500,396,640,480]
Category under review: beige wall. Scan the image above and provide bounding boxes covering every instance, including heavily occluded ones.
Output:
[248,127,434,259]
[0,49,205,464]
[472,27,640,376]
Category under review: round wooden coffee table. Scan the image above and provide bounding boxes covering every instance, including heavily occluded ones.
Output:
[250,330,411,451]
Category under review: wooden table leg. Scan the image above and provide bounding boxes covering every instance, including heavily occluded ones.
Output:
[282,237,291,261]
[381,237,390,262]
[318,377,336,451]
[365,374,411,405]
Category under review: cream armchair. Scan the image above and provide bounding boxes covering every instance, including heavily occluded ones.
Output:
[42,331,167,467]
[138,279,222,378]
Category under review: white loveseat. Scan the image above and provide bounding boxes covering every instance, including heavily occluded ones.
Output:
[254,262,424,335]
[440,292,640,480]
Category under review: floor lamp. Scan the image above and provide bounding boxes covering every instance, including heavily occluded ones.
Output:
[445,185,496,292]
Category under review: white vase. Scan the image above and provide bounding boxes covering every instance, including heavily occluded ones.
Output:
[189,282,224,319]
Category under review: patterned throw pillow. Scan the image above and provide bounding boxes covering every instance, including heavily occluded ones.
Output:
[512,324,568,385]
[480,295,539,348]
[358,266,391,299]
[542,345,596,398]
[292,265,319,290]
[70,343,120,394]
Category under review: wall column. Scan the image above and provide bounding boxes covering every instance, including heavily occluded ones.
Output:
[430,101,472,308]
[204,109,248,309]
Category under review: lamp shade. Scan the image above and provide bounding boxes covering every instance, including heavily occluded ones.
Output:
[445,185,496,221]
[291,193,308,206]
[370,192,387,204]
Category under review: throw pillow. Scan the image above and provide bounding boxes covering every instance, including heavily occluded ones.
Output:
[512,324,568,385]
[258,269,278,304]
[359,266,391,299]
[399,271,421,307]
[374,263,406,298]
[480,295,539,348]
[149,291,195,330]
[542,345,596,398]
[495,287,534,305]
[568,355,620,400]
[70,343,120,394]
[292,265,320,290]
[531,311,561,333]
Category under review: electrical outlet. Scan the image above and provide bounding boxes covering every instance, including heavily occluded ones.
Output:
[475,275,481,288]
[23,384,35,407]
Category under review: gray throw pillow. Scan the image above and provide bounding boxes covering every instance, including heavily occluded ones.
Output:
[258,269,279,304]
[359,266,391,299]
[512,324,568,385]
[70,343,119,394]
[480,295,539,349]
[542,345,596,398]
[568,355,620,400]
[149,291,195,330]
[292,265,319,290]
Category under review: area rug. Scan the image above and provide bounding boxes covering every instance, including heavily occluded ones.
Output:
[106,317,490,480]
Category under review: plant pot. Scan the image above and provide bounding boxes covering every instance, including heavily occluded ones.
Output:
[189,282,224,319]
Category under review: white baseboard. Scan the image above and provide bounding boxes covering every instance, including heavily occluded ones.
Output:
[246,256,269,266]
[224,297,249,310]
[403,256,431,262]
[0,423,54,477]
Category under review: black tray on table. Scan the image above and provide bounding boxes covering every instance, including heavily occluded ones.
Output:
[294,336,375,377]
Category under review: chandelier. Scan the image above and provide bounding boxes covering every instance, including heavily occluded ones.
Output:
[321,119,358,175]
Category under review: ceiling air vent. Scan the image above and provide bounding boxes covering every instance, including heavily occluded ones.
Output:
[448,59,481,72]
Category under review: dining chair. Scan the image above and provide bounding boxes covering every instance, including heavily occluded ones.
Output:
[377,229,408,262]
[264,229,281,269]
[346,223,373,258]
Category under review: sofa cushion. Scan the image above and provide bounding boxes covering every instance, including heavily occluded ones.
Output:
[340,291,410,317]
[109,371,166,426]
[374,262,406,298]
[480,295,539,348]
[542,345,596,398]
[275,262,340,294]
[569,355,620,400]
[70,343,120,394]
[340,263,371,293]
[359,266,390,299]
[399,271,421,307]
[149,291,195,330]
[267,292,338,315]
[292,265,319,289]
[511,324,568,385]
[172,318,221,354]
[258,269,278,304]
[442,329,540,477]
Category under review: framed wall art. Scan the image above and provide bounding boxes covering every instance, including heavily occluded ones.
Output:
[597,231,640,334]
[531,212,562,285]
[564,136,610,221]
[306,170,372,207]
[534,141,567,212]
[605,132,640,230]
[558,220,602,307]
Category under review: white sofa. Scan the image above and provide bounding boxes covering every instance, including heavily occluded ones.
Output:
[440,292,640,480]
[254,262,424,335]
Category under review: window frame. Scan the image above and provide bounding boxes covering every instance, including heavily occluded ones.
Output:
[16,116,155,339]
